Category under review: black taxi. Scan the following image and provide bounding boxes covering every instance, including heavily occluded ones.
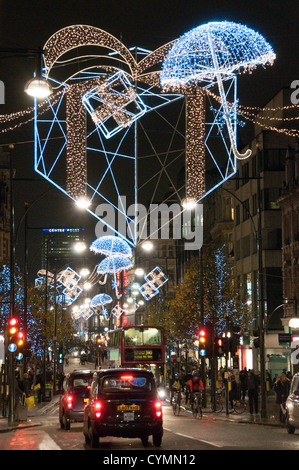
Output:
[59,369,96,430]
[83,368,163,448]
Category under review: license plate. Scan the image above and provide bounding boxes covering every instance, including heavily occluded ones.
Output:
[117,404,140,411]
[123,412,134,421]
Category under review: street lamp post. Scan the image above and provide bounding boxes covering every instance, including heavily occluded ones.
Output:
[8,145,16,426]
[256,145,267,419]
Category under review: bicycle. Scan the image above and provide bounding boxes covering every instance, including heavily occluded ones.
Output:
[214,388,224,412]
[191,391,203,419]
[172,389,182,416]
[230,398,247,414]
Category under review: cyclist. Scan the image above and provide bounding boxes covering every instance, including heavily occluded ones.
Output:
[170,373,182,404]
[188,372,205,406]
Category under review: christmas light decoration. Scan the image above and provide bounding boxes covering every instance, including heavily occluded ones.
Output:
[0,22,292,253]
[111,304,124,319]
[90,293,112,318]
[35,266,83,305]
[96,255,133,275]
[139,266,168,301]
[144,266,168,290]
[161,21,275,164]
[57,267,81,290]
[90,235,133,258]
[82,70,147,139]
[161,21,275,87]
[139,282,159,301]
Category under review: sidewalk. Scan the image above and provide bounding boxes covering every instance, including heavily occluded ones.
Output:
[168,392,286,428]
[0,395,60,433]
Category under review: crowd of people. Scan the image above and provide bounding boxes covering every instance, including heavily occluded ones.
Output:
[169,367,293,422]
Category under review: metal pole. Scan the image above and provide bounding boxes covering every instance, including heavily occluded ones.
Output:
[53,270,57,395]
[200,248,206,407]
[8,146,15,426]
[23,202,29,375]
[42,242,49,401]
[257,145,267,419]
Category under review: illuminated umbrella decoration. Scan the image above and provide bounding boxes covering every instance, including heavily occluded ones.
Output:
[161,21,276,162]
[96,255,134,298]
[90,293,113,319]
[90,235,133,258]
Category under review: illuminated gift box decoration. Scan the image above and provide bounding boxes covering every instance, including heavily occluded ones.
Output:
[144,266,168,290]
[139,266,168,301]
[57,267,81,290]
[111,304,124,318]
[82,70,147,139]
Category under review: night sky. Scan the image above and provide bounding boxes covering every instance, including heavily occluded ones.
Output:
[0,0,298,280]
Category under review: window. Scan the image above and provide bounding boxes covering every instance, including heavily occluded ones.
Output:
[291,377,299,394]
[252,193,257,216]
[236,205,240,226]
[101,375,152,393]
[264,188,281,210]
[124,327,162,346]
[242,199,250,221]
[263,149,285,171]
[72,375,92,389]
[242,162,249,185]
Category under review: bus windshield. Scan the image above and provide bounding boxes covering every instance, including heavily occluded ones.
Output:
[124,327,162,347]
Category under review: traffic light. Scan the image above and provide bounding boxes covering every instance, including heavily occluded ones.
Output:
[7,317,19,353]
[16,330,25,349]
[23,341,32,358]
[230,334,240,354]
[215,337,229,356]
[198,329,207,356]
[215,337,225,356]
[96,335,102,347]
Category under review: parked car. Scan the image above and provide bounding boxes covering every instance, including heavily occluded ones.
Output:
[286,372,299,433]
[59,370,96,430]
[83,368,163,448]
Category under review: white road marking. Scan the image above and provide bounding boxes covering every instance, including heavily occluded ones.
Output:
[38,433,61,450]
[164,427,223,448]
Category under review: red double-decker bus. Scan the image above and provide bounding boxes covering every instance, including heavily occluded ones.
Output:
[107,325,165,377]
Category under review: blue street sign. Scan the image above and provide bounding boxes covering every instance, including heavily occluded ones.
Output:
[8,343,17,352]
[16,353,23,360]
[199,349,206,356]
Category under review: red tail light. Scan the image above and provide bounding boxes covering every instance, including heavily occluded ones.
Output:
[66,394,73,409]
[121,375,133,380]
[94,401,102,418]
[154,400,162,418]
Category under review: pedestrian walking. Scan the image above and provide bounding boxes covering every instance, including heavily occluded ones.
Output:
[274,373,290,423]
[239,368,248,401]
[247,370,260,419]
[229,375,238,410]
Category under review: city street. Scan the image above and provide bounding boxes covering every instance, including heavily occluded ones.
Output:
[0,358,298,452]
[0,392,298,451]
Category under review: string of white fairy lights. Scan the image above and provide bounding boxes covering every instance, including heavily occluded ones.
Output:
[1,84,298,137]
[0,90,64,134]
[205,88,299,137]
